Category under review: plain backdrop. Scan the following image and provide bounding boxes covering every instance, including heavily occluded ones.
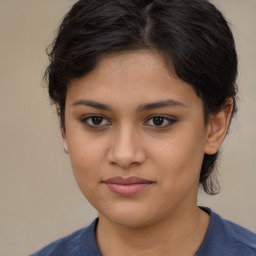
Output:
[1,0,256,255]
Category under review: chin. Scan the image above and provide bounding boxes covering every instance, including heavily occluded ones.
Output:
[97,203,165,229]
[105,214,155,229]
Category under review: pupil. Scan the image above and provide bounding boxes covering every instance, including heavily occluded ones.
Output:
[153,117,164,126]
[92,116,103,125]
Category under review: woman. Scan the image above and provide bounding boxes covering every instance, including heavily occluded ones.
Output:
[31,0,256,255]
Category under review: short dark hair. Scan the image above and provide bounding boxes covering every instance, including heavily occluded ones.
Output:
[45,0,238,195]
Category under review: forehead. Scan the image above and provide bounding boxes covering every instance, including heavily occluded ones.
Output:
[90,50,177,85]
[66,50,200,110]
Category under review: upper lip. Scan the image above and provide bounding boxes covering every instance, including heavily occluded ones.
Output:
[103,176,154,184]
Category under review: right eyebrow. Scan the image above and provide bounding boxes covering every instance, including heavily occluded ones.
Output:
[72,100,112,111]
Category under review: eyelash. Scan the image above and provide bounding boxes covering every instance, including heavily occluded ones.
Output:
[81,115,111,128]
[145,115,177,127]
[81,115,177,128]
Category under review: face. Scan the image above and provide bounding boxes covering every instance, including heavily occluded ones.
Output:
[63,50,212,228]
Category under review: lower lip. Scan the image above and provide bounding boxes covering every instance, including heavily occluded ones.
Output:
[104,183,152,196]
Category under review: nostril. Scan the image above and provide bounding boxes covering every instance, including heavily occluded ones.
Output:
[107,146,146,169]
[106,129,146,168]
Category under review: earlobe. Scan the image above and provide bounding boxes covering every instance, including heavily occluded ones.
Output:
[204,99,233,155]
[61,128,69,155]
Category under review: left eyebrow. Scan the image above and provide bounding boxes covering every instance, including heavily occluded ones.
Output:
[136,99,186,112]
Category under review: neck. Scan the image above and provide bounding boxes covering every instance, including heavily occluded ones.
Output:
[96,206,209,256]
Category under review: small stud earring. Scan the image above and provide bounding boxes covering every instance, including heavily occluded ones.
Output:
[64,147,68,154]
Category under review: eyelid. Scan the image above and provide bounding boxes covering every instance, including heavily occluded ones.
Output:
[144,115,177,127]
[81,115,112,127]
[80,114,176,128]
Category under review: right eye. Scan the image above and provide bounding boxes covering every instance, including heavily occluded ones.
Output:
[81,115,111,127]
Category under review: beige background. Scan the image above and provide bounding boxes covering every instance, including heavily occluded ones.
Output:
[1,0,256,255]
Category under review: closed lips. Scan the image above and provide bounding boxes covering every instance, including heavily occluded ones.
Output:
[103,176,154,196]
[102,176,154,185]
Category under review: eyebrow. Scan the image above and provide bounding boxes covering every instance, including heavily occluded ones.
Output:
[72,99,185,112]
[136,99,185,112]
[72,100,111,111]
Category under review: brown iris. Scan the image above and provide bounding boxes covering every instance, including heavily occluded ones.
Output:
[152,116,164,126]
[91,116,104,125]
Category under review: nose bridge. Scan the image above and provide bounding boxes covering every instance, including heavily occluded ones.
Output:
[107,123,145,168]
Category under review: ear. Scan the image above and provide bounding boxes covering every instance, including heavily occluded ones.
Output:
[61,128,69,154]
[204,98,233,155]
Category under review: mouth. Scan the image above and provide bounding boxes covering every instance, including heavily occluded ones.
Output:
[102,176,154,196]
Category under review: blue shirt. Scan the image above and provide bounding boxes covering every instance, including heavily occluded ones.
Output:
[30,208,256,255]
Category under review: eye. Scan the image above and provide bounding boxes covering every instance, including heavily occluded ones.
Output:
[145,116,176,127]
[81,115,111,127]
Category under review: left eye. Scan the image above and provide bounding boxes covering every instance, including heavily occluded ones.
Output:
[145,116,176,127]
[82,116,111,127]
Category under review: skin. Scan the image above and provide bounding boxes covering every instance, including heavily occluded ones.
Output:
[62,50,233,255]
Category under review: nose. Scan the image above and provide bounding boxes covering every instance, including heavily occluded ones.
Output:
[107,125,146,169]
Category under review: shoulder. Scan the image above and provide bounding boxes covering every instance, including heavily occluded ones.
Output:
[29,219,101,256]
[222,217,256,250]
[197,207,256,256]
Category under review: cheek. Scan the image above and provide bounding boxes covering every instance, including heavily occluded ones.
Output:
[68,146,104,205]
[150,139,205,208]
[67,134,107,186]
[150,126,206,182]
